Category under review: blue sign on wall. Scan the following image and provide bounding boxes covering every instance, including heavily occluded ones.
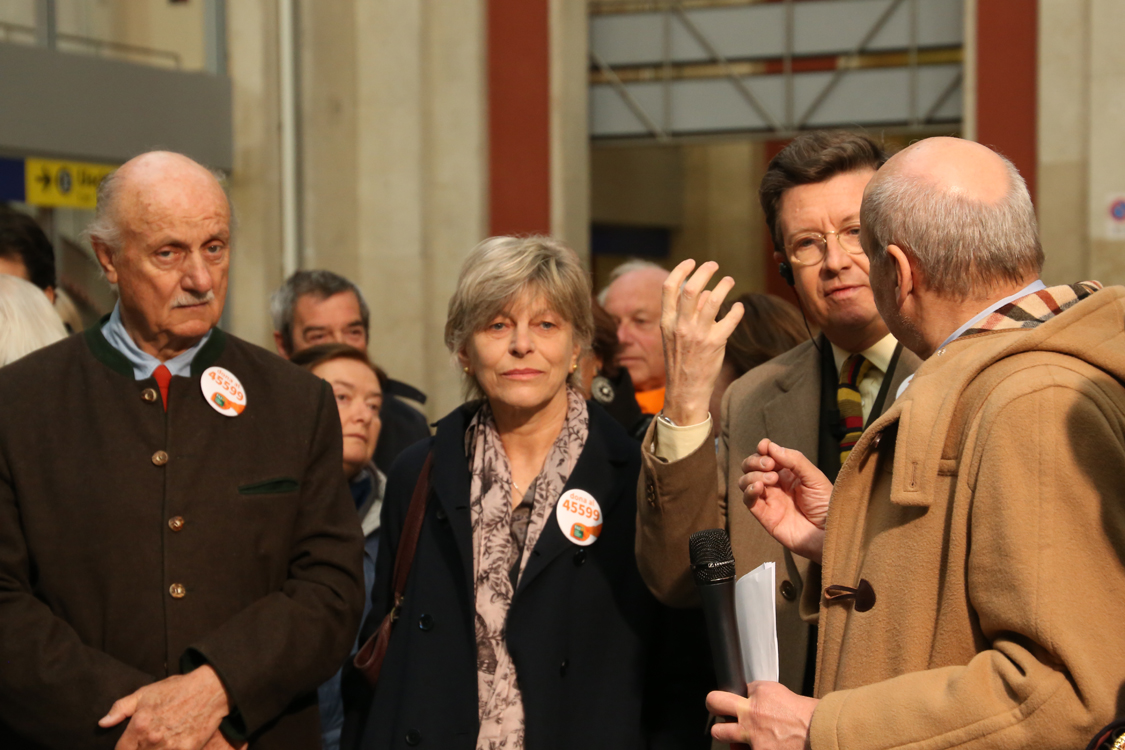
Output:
[0,158,25,203]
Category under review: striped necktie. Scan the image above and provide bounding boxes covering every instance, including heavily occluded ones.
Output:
[837,354,873,465]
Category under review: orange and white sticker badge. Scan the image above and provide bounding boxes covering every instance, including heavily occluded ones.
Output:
[556,489,603,546]
[200,366,246,417]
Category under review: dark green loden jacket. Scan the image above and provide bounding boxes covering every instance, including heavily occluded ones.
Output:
[0,326,365,749]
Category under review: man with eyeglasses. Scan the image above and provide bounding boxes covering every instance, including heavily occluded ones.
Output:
[635,131,921,697]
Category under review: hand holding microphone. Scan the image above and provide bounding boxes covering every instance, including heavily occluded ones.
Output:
[689,527,819,749]
[688,528,746,698]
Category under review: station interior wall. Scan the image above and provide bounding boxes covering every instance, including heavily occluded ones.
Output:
[1,0,1123,419]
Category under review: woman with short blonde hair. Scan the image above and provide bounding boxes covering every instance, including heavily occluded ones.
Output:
[355,236,655,750]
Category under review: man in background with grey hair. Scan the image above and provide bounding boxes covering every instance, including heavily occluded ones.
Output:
[0,150,364,749]
[600,259,670,417]
[723,137,1125,749]
[270,269,430,474]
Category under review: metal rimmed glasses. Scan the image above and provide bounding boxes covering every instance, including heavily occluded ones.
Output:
[785,225,865,267]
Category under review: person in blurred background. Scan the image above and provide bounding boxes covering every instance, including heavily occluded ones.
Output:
[0,205,57,303]
[709,293,808,438]
[350,236,656,750]
[576,300,645,438]
[272,269,431,474]
[599,259,669,419]
[0,274,67,367]
[292,343,385,750]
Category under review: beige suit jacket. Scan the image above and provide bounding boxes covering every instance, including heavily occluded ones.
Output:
[635,338,920,692]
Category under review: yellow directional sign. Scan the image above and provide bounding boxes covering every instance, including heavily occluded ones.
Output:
[25,158,117,209]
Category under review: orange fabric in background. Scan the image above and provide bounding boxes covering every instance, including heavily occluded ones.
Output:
[635,387,665,416]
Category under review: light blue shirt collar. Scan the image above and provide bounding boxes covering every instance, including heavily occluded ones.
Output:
[896,279,1047,400]
[101,303,212,381]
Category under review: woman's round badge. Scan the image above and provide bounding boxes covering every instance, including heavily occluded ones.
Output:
[201,366,247,417]
[556,489,603,546]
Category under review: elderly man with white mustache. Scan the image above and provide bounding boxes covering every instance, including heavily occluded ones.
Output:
[0,151,365,750]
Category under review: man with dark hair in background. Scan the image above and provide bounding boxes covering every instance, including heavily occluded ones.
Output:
[636,131,921,695]
[0,205,57,302]
[729,136,1125,749]
[270,269,430,474]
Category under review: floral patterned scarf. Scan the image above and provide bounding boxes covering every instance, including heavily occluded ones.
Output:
[465,388,589,750]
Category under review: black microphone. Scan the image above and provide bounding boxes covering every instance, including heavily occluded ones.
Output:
[689,528,747,697]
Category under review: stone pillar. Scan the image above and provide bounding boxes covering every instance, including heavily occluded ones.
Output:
[291,0,488,420]
[1037,0,1090,284]
[550,0,590,260]
[1085,0,1125,284]
[225,0,284,348]
[1037,0,1125,287]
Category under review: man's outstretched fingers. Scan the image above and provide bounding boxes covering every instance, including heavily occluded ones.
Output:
[98,693,138,728]
[702,274,737,318]
[661,259,697,324]
[683,260,719,298]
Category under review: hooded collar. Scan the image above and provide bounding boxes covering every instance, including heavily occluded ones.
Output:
[852,283,1123,509]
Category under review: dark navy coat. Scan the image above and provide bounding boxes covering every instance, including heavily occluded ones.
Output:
[350,401,656,750]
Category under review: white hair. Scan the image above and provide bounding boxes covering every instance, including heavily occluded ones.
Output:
[861,156,1043,300]
[0,274,67,366]
[596,258,667,305]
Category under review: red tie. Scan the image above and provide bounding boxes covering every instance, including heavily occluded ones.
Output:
[153,365,172,411]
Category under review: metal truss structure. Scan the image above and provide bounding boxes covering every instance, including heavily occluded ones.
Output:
[589,0,964,142]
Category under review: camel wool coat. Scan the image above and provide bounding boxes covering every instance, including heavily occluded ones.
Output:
[807,287,1125,750]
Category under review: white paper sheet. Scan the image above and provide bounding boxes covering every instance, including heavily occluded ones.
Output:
[734,561,779,682]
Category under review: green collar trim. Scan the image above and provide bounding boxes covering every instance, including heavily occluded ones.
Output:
[83,313,228,379]
[190,327,227,377]
[83,313,133,378]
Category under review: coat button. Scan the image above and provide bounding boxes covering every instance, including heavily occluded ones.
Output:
[418,614,434,631]
[560,658,569,676]
[780,580,797,601]
[573,550,586,566]
[141,388,159,403]
[435,508,447,522]
[151,451,169,466]
[645,483,656,505]
[168,516,185,532]
[169,583,186,599]
[873,433,882,448]
[405,729,422,746]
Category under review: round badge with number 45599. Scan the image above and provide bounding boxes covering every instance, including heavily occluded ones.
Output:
[556,489,603,546]
[201,366,247,417]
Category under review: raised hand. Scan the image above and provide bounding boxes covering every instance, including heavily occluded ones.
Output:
[739,438,832,563]
[660,259,744,426]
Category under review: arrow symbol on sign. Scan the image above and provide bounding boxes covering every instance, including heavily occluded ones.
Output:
[36,166,51,191]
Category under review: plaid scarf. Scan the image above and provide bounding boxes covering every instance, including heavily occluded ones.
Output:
[962,281,1103,336]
